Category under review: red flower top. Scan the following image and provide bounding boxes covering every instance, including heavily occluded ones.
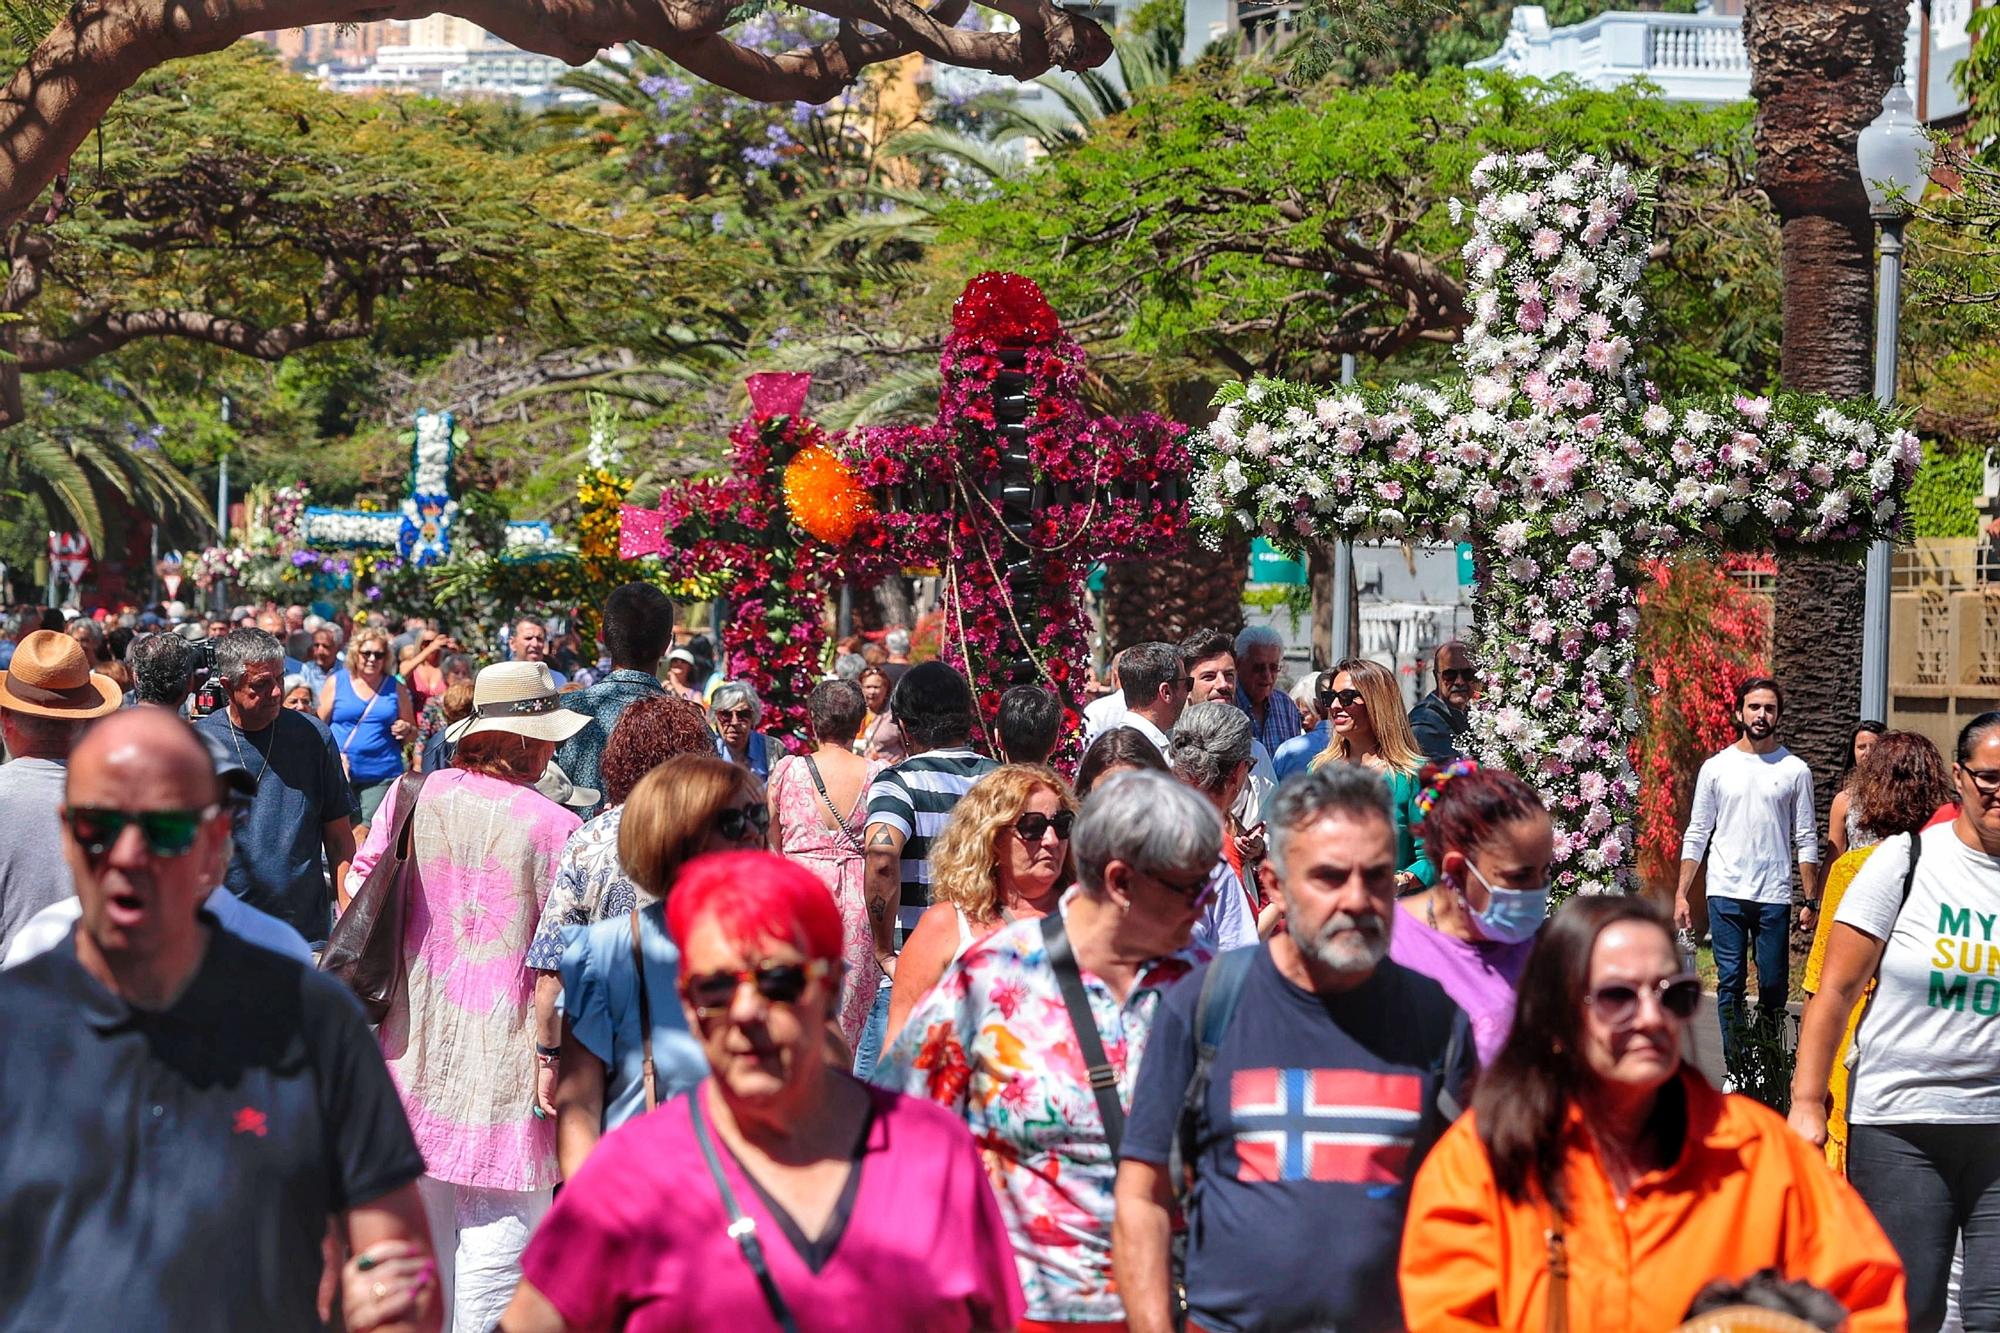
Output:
[951,271,1061,347]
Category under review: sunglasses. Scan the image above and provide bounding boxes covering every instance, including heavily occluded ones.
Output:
[1143,865,1212,901]
[1584,973,1701,1026]
[714,708,754,723]
[714,802,771,843]
[681,959,834,1015]
[65,805,220,858]
[357,650,387,660]
[1321,688,1365,708]
[1440,669,1477,683]
[1013,810,1076,842]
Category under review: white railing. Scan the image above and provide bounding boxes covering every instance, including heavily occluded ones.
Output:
[1473,2,1972,120]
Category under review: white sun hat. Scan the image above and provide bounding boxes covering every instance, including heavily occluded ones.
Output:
[535,760,600,811]
[446,662,589,744]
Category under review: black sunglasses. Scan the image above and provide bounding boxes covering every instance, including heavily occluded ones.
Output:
[1144,865,1212,900]
[1440,668,1477,683]
[681,959,833,1015]
[65,805,219,858]
[715,802,771,843]
[1013,810,1075,842]
[1585,974,1701,1026]
[1321,688,1365,708]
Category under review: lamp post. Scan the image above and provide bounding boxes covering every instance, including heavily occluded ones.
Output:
[1331,352,1356,663]
[1856,82,1932,725]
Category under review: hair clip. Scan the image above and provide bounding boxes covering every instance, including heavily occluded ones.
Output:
[1415,758,1481,817]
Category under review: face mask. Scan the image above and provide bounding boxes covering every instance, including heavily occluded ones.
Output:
[1458,861,1549,944]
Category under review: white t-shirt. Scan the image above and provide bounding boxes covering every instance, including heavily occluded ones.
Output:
[1838,824,2000,1124]
[1679,744,1818,904]
[1081,692,1128,746]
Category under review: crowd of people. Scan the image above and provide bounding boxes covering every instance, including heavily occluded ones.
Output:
[0,592,1991,1333]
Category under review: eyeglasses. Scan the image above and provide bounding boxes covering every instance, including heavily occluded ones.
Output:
[1584,973,1701,1027]
[65,805,220,858]
[1440,669,1477,684]
[714,708,754,723]
[357,650,387,660]
[681,958,834,1015]
[1178,676,1196,691]
[1321,688,1365,708]
[714,802,771,843]
[1140,865,1212,901]
[1960,763,2000,797]
[1013,810,1075,842]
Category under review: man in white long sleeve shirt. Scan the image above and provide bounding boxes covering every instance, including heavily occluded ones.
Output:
[1675,676,1820,1076]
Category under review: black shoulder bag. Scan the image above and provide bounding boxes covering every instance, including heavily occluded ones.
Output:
[688,1093,801,1332]
[1040,912,1126,1155]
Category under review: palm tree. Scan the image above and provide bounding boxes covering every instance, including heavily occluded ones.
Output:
[1,417,211,558]
[1746,0,1906,809]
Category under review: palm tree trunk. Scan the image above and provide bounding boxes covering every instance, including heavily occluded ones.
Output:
[1746,0,1905,820]
[1100,532,1248,654]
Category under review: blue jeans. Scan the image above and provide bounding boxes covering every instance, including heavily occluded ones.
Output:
[850,984,891,1081]
[1708,896,1789,1072]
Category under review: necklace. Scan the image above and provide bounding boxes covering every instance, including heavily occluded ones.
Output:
[228,714,272,788]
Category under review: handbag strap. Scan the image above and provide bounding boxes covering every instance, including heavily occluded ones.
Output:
[1040,912,1125,1157]
[339,676,389,757]
[630,908,657,1113]
[689,1092,800,1333]
[802,754,864,852]
[385,769,428,858]
[1544,1227,1569,1333]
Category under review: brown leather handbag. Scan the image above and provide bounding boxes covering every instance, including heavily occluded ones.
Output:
[320,770,428,1023]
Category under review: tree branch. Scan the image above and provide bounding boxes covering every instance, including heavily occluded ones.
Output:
[0,0,1114,233]
[14,307,368,370]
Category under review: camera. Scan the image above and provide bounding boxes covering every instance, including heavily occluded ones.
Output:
[184,635,223,717]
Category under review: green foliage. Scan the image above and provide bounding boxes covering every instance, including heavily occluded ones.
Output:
[1906,439,1984,539]
[1124,0,1186,59]
[938,68,1772,396]
[1288,0,1698,83]
[1956,5,2000,150]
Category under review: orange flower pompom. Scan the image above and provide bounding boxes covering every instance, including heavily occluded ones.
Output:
[783,445,875,546]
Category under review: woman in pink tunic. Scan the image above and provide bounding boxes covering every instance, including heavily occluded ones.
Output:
[497,852,1023,1333]
[766,680,883,1048]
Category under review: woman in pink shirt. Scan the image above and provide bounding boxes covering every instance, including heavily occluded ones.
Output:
[495,851,1023,1333]
[1388,760,1554,1065]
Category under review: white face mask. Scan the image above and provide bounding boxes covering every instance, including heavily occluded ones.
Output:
[1459,861,1549,945]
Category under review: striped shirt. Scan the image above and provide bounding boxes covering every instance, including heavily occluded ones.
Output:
[865,748,1000,932]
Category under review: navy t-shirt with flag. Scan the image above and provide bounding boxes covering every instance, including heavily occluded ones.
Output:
[1123,944,1475,1333]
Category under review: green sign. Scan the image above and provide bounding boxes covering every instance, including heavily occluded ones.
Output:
[1248,538,1307,586]
[1456,542,1476,586]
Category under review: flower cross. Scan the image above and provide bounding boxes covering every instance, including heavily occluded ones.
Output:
[302,410,556,567]
[1192,153,1920,895]
[841,273,1190,740]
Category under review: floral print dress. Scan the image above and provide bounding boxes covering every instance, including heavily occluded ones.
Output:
[875,912,1204,1324]
[769,753,882,1046]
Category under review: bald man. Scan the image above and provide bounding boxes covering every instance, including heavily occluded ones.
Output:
[0,708,438,1331]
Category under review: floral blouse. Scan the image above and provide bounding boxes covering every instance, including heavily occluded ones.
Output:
[875,911,1204,1324]
[525,805,636,973]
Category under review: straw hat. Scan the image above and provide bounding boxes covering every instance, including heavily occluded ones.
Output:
[445,662,588,744]
[0,631,121,719]
[535,761,600,811]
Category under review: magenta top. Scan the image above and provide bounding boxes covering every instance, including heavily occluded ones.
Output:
[520,1080,1024,1332]
[1387,906,1534,1065]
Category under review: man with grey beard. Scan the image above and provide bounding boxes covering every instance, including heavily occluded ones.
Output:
[1114,763,1475,1333]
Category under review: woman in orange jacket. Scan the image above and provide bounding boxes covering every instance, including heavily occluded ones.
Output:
[1399,895,1905,1332]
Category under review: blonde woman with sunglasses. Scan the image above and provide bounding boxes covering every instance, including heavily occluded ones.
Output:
[883,764,1077,1047]
[1311,656,1435,892]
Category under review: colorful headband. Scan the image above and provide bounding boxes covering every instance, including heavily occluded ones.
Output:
[1415,758,1481,818]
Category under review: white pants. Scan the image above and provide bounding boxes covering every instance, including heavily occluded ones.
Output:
[416,1175,552,1333]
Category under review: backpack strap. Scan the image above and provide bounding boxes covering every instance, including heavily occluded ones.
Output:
[1169,946,1258,1208]
[1041,912,1127,1157]
[1897,827,1924,911]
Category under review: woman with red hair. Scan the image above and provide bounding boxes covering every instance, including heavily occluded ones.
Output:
[494,851,1023,1333]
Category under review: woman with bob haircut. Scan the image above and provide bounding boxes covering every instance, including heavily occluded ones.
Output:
[549,753,770,1179]
[883,764,1077,1046]
[495,852,1024,1332]
[1399,894,1904,1331]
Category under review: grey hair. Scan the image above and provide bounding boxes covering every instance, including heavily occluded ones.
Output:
[1264,763,1394,881]
[1073,768,1222,897]
[215,628,285,687]
[1288,675,1320,713]
[1167,702,1254,795]
[709,680,763,725]
[1234,624,1285,658]
[833,653,867,683]
[884,628,911,655]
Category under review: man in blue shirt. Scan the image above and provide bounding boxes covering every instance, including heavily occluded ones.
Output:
[194,630,356,944]
[554,583,672,814]
[1233,624,1303,757]
[1116,764,1474,1333]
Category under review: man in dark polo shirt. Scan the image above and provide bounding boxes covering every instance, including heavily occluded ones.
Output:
[194,628,357,943]
[0,706,436,1332]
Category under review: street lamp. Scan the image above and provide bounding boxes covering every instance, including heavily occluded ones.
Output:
[1856,81,1933,725]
